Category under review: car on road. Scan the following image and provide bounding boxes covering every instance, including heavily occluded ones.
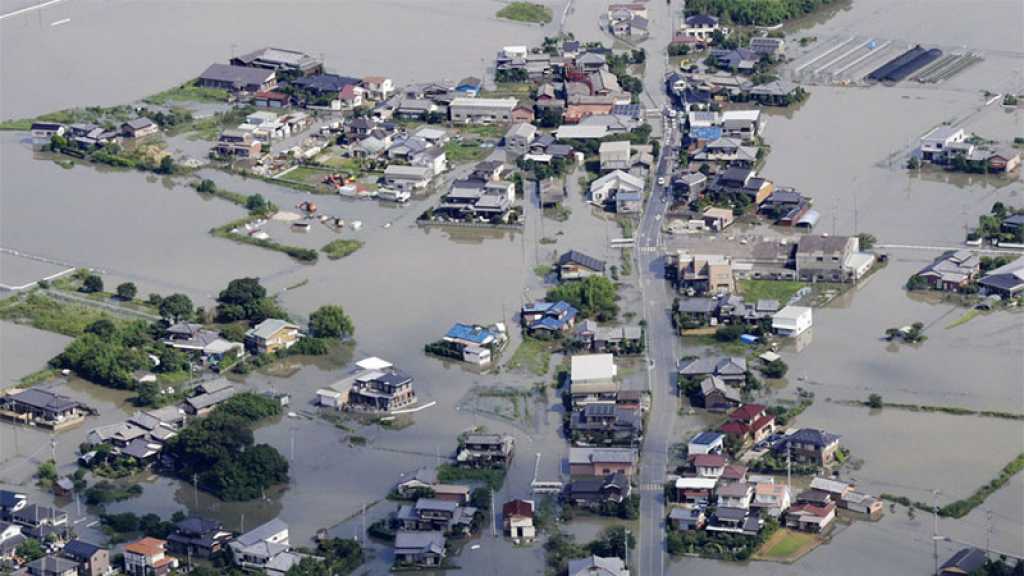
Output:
[657,176,666,186]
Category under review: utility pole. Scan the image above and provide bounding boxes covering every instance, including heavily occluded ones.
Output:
[290,427,296,462]
[985,508,992,556]
[491,490,497,537]
[786,443,792,493]
[362,503,367,543]
[240,513,245,534]
[932,489,941,576]
[193,473,199,509]
[50,434,57,464]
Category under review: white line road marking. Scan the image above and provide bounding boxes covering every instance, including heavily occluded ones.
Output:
[0,0,68,21]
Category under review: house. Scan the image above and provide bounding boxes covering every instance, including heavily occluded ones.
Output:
[183,378,237,417]
[749,36,785,57]
[396,467,437,498]
[432,484,471,504]
[570,404,643,446]
[920,126,966,163]
[701,206,735,231]
[570,354,619,407]
[774,429,842,466]
[574,322,644,355]
[558,250,606,280]
[711,167,774,205]
[748,79,802,105]
[361,76,394,101]
[759,188,810,225]
[569,447,638,478]
[393,531,446,568]
[566,473,631,509]
[31,121,66,149]
[348,369,416,412]
[455,76,483,96]
[0,521,26,563]
[720,110,764,143]
[576,52,608,72]
[214,130,262,158]
[120,118,158,139]
[252,91,290,108]
[939,547,988,576]
[162,322,243,364]
[504,122,537,154]
[0,490,27,520]
[681,14,720,41]
[795,235,859,282]
[599,140,631,172]
[441,323,505,366]
[231,47,321,76]
[290,73,361,97]
[673,476,717,507]
[502,500,535,543]
[384,165,433,191]
[436,178,515,221]
[60,539,109,576]
[694,137,758,166]
[229,519,290,571]
[411,147,448,176]
[26,555,79,576]
[12,504,68,540]
[198,63,276,93]
[809,478,882,517]
[709,506,763,535]
[615,192,642,214]
[785,501,836,532]
[521,300,578,334]
[688,431,725,455]
[914,250,980,291]
[396,498,477,535]
[717,482,753,509]
[667,253,735,295]
[692,453,727,478]
[166,517,232,559]
[123,537,178,576]
[457,434,514,468]
[669,507,707,531]
[678,356,747,386]
[988,148,1021,173]
[338,84,365,108]
[568,555,629,576]
[1,388,83,427]
[772,305,813,337]
[244,319,300,354]
[978,259,1024,298]
[449,97,517,124]
[752,481,791,517]
[512,105,535,123]
[720,403,775,444]
[698,376,742,411]
[711,48,759,73]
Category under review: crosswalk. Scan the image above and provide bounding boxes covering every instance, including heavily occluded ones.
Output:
[638,482,665,492]
[638,246,661,255]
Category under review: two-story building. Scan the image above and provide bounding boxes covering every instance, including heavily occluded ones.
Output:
[720,403,776,445]
[456,434,514,468]
[774,429,842,466]
[123,537,178,576]
[396,498,477,535]
[569,354,619,408]
[347,370,416,412]
[569,447,638,477]
[794,235,859,283]
[245,319,300,354]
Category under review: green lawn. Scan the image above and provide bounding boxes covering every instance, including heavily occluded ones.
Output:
[505,338,552,376]
[279,165,336,186]
[737,279,806,304]
[756,529,818,561]
[445,141,490,164]
[143,81,230,106]
[496,1,552,24]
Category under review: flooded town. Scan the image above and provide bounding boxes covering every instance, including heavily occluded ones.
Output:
[0,0,1021,575]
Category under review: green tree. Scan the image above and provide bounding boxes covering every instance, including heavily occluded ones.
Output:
[547,276,619,321]
[156,156,175,175]
[82,274,104,293]
[159,293,193,323]
[246,194,271,214]
[856,233,877,251]
[867,393,883,409]
[216,277,272,322]
[308,305,354,339]
[16,539,45,562]
[116,282,138,301]
[85,318,118,339]
[761,359,788,378]
[36,460,58,485]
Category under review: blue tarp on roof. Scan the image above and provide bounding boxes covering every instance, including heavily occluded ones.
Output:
[446,323,495,345]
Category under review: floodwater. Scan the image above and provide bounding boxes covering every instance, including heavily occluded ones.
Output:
[0,321,69,386]
[1,0,1023,573]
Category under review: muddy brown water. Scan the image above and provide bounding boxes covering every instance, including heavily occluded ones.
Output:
[2,0,1023,571]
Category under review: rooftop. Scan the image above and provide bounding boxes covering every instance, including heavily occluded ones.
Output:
[571,354,617,382]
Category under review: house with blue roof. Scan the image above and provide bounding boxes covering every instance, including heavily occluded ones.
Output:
[455,77,483,97]
[774,429,842,467]
[434,323,508,366]
[521,301,578,335]
[688,431,725,456]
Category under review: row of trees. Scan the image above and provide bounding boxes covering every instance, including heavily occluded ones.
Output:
[686,0,837,26]
[547,276,619,321]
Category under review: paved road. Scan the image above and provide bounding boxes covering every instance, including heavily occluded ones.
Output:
[632,1,686,574]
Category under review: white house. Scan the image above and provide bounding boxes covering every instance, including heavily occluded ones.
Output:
[384,165,433,190]
[919,126,966,163]
[504,122,537,154]
[590,170,643,204]
[681,14,721,41]
[449,97,517,124]
[772,305,813,337]
[599,140,632,171]
[687,431,724,455]
[412,147,448,176]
